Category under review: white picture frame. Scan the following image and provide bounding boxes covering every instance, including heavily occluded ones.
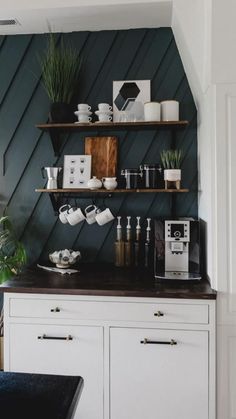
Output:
[63,155,91,189]
[113,80,151,122]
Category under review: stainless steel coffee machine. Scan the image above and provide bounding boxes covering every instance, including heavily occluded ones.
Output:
[154,218,201,280]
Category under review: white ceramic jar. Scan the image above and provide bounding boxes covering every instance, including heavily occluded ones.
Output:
[161,100,179,121]
[102,177,118,190]
[144,102,161,121]
[87,176,102,190]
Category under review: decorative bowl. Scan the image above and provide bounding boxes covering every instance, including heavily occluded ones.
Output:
[49,249,81,268]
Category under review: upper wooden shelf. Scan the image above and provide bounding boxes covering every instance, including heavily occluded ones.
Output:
[36,120,189,131]
[36,120,189,156]
[36,188,189,193]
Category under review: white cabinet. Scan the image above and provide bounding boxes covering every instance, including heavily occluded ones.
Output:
[8,323,103,419]
[3,293,216,419]
[110,327,208,419]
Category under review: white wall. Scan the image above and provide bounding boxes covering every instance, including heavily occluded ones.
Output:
[0,0,169,7]
[172,0,210,94]
[172,0,216,284]
[212,0,236,84]
[0,0,172,34]
[172,2,236,418]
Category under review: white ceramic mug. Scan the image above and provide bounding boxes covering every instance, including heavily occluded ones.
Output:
[59,204,71,224]
[85,204,101,225]
[161,100,179,121]
[78,103,91,111]
[67,207,86,226]
[98,114,112,122]
[78,114,92,123]
[98,103,112,112]
[144,102,161,121]
[95,208,115,226]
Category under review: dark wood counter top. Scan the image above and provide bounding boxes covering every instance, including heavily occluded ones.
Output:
[0,265,216,300]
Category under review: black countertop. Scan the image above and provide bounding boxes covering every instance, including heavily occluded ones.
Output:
[0,264,216,300]
[0,371,83,419]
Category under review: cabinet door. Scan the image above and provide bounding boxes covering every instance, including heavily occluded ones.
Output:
[8,323,103,419]
[110,327,208,419]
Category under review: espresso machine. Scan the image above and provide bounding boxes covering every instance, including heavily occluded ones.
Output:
[154,218,201,280]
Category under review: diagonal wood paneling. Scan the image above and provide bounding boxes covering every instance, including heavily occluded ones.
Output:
[0,28,198,265]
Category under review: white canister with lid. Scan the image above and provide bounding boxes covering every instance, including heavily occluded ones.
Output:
[161,100,179,121]
[144,102,161,122]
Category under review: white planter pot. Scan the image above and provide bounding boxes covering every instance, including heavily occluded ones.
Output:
[164,169,181,181]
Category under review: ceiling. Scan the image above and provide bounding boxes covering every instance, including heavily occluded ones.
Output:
[0,0,172,34]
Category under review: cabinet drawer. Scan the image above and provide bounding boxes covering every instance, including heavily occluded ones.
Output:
[9,297,209,324]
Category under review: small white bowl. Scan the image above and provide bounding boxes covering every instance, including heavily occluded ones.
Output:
[49,249,81,268]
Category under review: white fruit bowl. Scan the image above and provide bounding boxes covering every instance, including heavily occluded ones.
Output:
[49,249,81,268]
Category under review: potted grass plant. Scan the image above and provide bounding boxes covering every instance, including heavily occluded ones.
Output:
[0,216,27,283]
[160,149,183,189]
[39,33,82,123]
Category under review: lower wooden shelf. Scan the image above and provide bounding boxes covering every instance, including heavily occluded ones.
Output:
[35,188,189,193]
[35,188,189,214]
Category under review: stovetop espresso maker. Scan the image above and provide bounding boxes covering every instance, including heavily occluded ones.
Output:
[41,166,62,189]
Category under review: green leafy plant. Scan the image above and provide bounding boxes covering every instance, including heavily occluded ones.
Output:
[160,149,183,169]
[0,216,27,283]
[39,33,82,103]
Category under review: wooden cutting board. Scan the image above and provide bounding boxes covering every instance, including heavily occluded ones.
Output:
[85,136,118,178]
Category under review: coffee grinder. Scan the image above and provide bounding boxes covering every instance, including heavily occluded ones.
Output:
[154,218,201,280]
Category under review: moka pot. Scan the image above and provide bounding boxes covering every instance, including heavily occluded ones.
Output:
[41,167,62,189]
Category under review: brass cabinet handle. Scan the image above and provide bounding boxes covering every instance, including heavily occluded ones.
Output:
[154,311,164,317]
[140,338,177,345]
[38,334,73,341]
[50,307,60,313]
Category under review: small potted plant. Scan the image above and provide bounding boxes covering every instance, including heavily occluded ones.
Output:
[0,216,27,283]
[160,149,183,189]
[39,33,82,123]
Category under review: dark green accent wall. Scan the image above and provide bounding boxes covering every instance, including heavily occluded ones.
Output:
[0,28,197,265]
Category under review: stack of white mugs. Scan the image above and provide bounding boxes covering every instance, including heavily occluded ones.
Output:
[94,103,113,122]
[74,103,113,123]
[74,104,92,123]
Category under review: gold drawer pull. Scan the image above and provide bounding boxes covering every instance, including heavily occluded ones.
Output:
[140,338,177,345]
[38,334,73,341]
[154,311,164,317]
[50,307,60,313]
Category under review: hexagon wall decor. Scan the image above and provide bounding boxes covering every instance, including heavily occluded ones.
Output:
[113,80,150,122]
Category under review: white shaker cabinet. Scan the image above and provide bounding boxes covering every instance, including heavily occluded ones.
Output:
[3,292,216,419]
[7,323,103,419]
[110,327,208,419]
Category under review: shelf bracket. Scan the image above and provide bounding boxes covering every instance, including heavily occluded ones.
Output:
[171,128,177,149]
[49,193,62,215]
[48,128,65,156]
[48,192,113,215]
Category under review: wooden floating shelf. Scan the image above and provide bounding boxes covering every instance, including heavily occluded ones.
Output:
[36,120,189,131]
[36,188,189,193]
[36,120,189,157]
